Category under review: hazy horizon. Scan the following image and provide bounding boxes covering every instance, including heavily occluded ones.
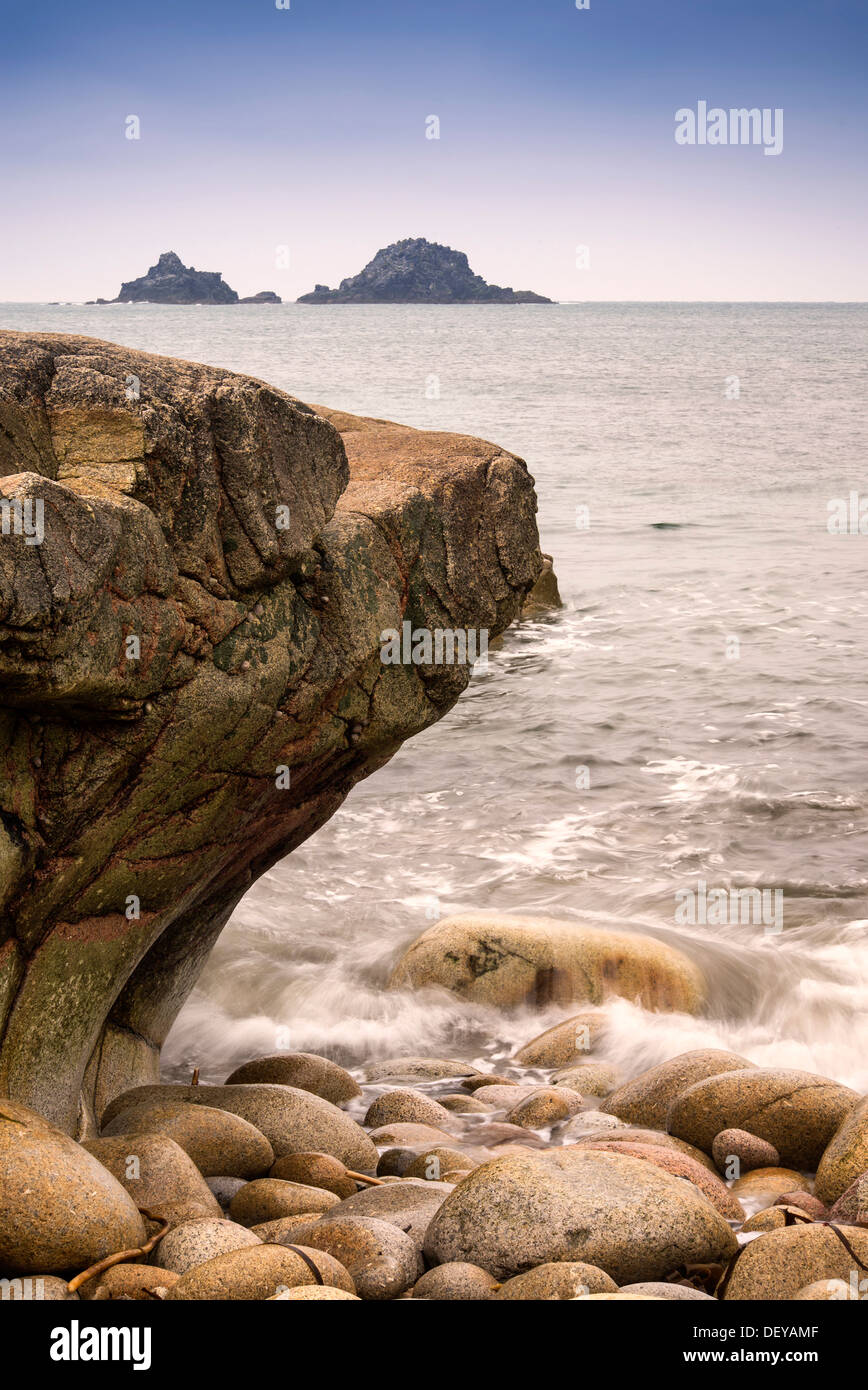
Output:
[1,0,866,303]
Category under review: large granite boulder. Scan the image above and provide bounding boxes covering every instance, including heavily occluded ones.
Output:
[0,1100,146,1275]
[601,1049,756,1129]
[423,1148,738,1282]
[814,1096,868,1205]
[0,333,542,1134]
[389,913,705,1011]
[667,1068,859,1168]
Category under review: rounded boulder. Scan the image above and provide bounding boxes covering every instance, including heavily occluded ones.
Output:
[224,1052,360,1104]
[0,1102,147,1275]
[423,1148,738,1282]
[668,1068,858,1168]
[390,913,705,1012]
[101,1101,274,1179]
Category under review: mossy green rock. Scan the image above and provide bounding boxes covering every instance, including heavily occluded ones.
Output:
[0,334,542,1134]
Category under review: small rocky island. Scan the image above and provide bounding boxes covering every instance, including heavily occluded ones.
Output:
[91,251,281,305]
[298,238,553,304]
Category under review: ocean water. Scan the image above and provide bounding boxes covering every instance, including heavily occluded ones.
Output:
[4,302,868,1091]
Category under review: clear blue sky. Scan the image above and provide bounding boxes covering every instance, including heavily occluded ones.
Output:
[1,0,865,300]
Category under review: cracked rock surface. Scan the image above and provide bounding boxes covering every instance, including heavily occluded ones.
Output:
[0,332,542,1134]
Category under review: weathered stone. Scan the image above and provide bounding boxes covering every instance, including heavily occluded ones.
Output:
[376,1147,420,1177]
[101,1100,273,1178]
[165,1243,355,1299]
[0,1101,147,1275]
[773,1192,827,1220]
[552,1062,621,1096]
[438,1093,492,1114]
[411,1262,499,1300]
[513,1013,608,1067]
[556,1110,628,1140]
[618,1282,716,1301]
[363,1088,454,1130]
[829,1173,868,1225]
[205,1176,247,1210]
[462,1074,519,1092]
[81,1264,179,1300]
[792,1279,851,1301]
[668,1069,859,1168]
[730,1168,811,1203]
[564,1124,717,1171]
[521,554,563,615]
[228,1178,340,1226]
[224,1052,360,1104]
[402,1148,481,1181]
[151,1217,261,1274]
[0,333,541,1133]
[601,1050,754,1130]
[815,1096,868,1205]
[250,1215,326,1243]
[391,914,705,1012]
[298,1216,419,1299]
[424,1149,738,1282]
[464,1085,537,1111]
[712,1127,780,1176]
[268,1151,357,1198]
[723,1225,868,1301]
[0,1274,78,1300]
[574,1141,743,1219]
[740,1206,811,1233]
[363,1058,483,1083]
[82,1135,221,1217]
[100,1083,377,1171]
[493,1262,617,1299]
[505,1087,582,1129]
[270,1285,361,1299]
[328,1178,453,1256]
[148,1200,218,1229]
[367,1122,457,1148]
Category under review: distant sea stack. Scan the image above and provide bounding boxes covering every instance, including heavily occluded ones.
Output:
[239,289,282,304]
[90,252,282,305]
[297,238,554,304]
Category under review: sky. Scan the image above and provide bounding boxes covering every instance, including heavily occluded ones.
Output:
[0,0,866,302]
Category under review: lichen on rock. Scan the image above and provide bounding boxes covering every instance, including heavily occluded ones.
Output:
[0,332,543,1134]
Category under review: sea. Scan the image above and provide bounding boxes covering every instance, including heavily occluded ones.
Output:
[3,301,867,1091]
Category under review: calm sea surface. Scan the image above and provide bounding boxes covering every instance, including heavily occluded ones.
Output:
[4,302,867,1089]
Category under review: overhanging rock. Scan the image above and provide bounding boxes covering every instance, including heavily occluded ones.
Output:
[0,333,542,1134]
